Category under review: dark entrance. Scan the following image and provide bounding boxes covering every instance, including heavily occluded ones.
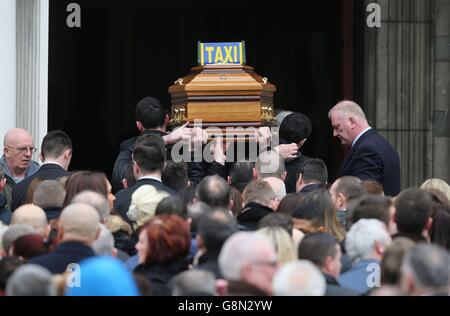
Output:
[49,0,351,180]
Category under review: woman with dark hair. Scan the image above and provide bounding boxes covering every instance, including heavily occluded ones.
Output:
[430,206,450,252]
[62,171,112,208]
[134,214,191,296]
[11,234,48,261]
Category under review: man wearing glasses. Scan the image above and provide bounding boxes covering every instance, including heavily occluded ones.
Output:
[0,128,40,209]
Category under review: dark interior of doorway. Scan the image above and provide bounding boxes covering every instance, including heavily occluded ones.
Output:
[49,0,343,181]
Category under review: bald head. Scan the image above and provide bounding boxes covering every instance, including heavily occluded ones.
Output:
[3,128,33,148]
[3,128,35,177]
[329,100,370,146]
[59,203,100,244]
[11,204,48,237]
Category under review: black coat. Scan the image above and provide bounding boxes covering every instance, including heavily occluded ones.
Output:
[324,273,358,296]
[298,183,326,195]
[284,150,310,194]
[113,178,177,221]
[134,259,189,296]
[29,241,96,274]
[195,250,222,279]
[337,129,400,196]
[0,193,11,225]
[237,202,273,231]
[11,163,70,211]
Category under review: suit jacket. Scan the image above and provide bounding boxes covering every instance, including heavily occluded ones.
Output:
[29,241,96,274]
[337,129,400,196]
[284,149,310,194]
[11,163,70,211]
[114,178,177,221]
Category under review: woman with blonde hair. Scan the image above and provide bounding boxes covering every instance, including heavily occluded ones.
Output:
[420,178,450,203]
[257,226,297,265]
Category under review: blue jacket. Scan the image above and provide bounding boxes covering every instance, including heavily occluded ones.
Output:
[338,259,380,295]
[337,129,400,196]
[0,193,11,225]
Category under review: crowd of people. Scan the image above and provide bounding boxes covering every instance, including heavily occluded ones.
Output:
[0,97,449,296]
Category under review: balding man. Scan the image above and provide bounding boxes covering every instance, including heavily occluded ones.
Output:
[29,203,100,274]
[11,204,50,240]
[0,128,40,209]
[329,100,400,196]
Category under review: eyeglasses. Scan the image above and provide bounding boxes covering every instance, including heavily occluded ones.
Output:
[5,146,37,154]
[251,260,278,268]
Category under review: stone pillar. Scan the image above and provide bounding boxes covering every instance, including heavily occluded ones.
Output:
[363,0,443,189]
[432,0,450,184]
[0,0,16,150]
[16,0,49,155]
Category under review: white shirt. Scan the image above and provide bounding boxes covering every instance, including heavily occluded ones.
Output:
[352,127,372,148]
[138,175,162,182]
[42,161,64,168]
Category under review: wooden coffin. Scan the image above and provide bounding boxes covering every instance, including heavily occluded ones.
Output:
[168,64,276,140]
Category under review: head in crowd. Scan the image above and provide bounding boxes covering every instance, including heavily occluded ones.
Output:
[328,100,370,146]
[381,237,415,286]
[195,175,230,209]
[62,171,110,208]
[255,150,286,180]
[329,176,367,211]
[277,193,305,216]
[275,110,293,127]
[272,260,326,296]
[40,130,72,170]
[135,96,167,132]
[122,162,136,189]
[6,264,55,296]
[0,256,23,295]
[298,233,342,279]
[11,234,47,260]
[401,243,450,296]
[66,257,139,296]
[155,196,187,219]
[72,190,111,223]
[303,189,346,241]
[218,232,277,295]
[162,161,189,192]
[242,180,278,211]
[127,185,169,229]
[258,212,293,237]
[292,201,325,235]
[348,195,395,233]
[228,161,255,193]
[11,204,49,239]
[345,219,391,263]
[257,226,297,265]
[132,134,166,179]
[57,203,100,246]
[263,177,286,201]
[420,178,450,203]
[25,178,44,204]
[197,209,237,254]
[279,112,312,147]
[394,188,433,241]
[2,128,35,178]
[362,179,384,195]
[430,206,450,251]
[186,201,211,235]
[296,158,328,192]
[32,180,65,215]
[228,186,243,217]
[136,214,190,266]
[92,224,116,257]
[171,270,216,296]
[2,225,36,256]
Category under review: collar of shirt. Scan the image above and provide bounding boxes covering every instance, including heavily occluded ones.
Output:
[138,175,161,182]
[42,161,64,169]
[352,127,372,148]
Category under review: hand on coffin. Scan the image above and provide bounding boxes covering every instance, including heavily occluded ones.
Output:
[255,127,272,148]
[210,137,229,166]
[274,143,298,160]
[164,122,191,145]
[189,127,208,152]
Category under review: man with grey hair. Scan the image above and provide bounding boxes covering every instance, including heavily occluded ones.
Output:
[171,270,216,296]
[401,244,450,296]
[1,224,36,256]
[328,100,400,196]
[272,260,326,296]
[29,203,100,274]
[6,264,55,296]
[32,180,65,221]
[339,218,391,295]
[72,190,111,223]
[254,150,287,200]
[11,204,50,240]
[218,231,278,295]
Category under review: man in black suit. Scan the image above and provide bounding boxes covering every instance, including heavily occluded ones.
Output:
[278,112,312,194]
[329,100,400,196]
[11,130,72,210]
[296,158,328,194]
[113,134,177,221]
[111,96,191,192]
[29,202,100,274]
